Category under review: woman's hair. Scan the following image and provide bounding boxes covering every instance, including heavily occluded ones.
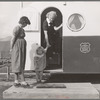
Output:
[19,16,31,25]
[46,11,57,19]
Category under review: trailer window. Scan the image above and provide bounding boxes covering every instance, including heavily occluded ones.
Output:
[67,13,85,32]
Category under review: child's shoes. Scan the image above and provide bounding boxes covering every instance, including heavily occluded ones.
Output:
[37,80,42,84]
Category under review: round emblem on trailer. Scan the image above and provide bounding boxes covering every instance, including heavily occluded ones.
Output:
[80,42,91,53]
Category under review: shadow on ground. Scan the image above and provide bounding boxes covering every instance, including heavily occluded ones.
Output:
[1,71,100,99]
[45,73,100,84]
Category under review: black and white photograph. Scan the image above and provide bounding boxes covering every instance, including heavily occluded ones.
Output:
[0,1,100,99]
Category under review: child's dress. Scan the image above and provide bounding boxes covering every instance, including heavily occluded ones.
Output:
[34,46,46,72]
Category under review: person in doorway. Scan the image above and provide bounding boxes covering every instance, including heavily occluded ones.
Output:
[34,44,48,83]
[10,16,31,88]
[43,11,62,60]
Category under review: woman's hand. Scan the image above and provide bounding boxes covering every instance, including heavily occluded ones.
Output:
[47,42,51,48]
[44,46,49,52]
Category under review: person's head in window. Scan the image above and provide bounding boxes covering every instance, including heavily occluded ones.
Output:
[46,11,57,23]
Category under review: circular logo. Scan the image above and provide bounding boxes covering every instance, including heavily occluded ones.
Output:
[80,42,91,53]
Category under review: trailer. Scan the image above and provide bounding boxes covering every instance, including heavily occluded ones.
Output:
[1,1,100,74]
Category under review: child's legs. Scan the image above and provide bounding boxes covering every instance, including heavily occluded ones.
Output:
[35,71,40,82]
[39,71,43,81]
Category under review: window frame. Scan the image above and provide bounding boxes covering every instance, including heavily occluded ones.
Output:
[67,13,86,32]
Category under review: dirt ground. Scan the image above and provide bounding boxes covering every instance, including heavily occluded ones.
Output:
[1,67,100,99]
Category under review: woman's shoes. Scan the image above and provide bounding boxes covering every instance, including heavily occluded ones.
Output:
[13,82,31,88]
[21,83,31,88]
[13,82,21,87]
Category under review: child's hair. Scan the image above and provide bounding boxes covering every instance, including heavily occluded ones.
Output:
[36,47,45,55]
[19,16,31,25]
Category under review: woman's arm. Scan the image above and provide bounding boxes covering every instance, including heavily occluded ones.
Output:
[10,26,20,50]
[10,35,16,50]
[44,30,51,47]
[43,20,51,48]
[54,23,62,31]
[44,45,49,53]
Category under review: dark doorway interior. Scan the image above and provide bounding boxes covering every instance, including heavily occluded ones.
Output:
[41,7,62,70]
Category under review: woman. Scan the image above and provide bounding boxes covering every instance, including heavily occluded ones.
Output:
[43,11,62,59]
[11,16,31,87]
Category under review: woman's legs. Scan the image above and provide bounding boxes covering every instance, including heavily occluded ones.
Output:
[14,73,19,83]
[19,71,28,85]
[19,71,30,87]
[14,73,21,86]
[20,71,25,82]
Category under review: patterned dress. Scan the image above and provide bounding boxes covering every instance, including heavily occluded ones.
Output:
[11,26,26,73]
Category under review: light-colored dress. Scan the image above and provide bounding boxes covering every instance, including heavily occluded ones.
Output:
[11,26,26,73]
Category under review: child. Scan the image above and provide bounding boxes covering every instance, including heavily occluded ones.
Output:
[34,44,48,83]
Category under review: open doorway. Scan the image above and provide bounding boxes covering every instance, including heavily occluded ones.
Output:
[41,7,62,70]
